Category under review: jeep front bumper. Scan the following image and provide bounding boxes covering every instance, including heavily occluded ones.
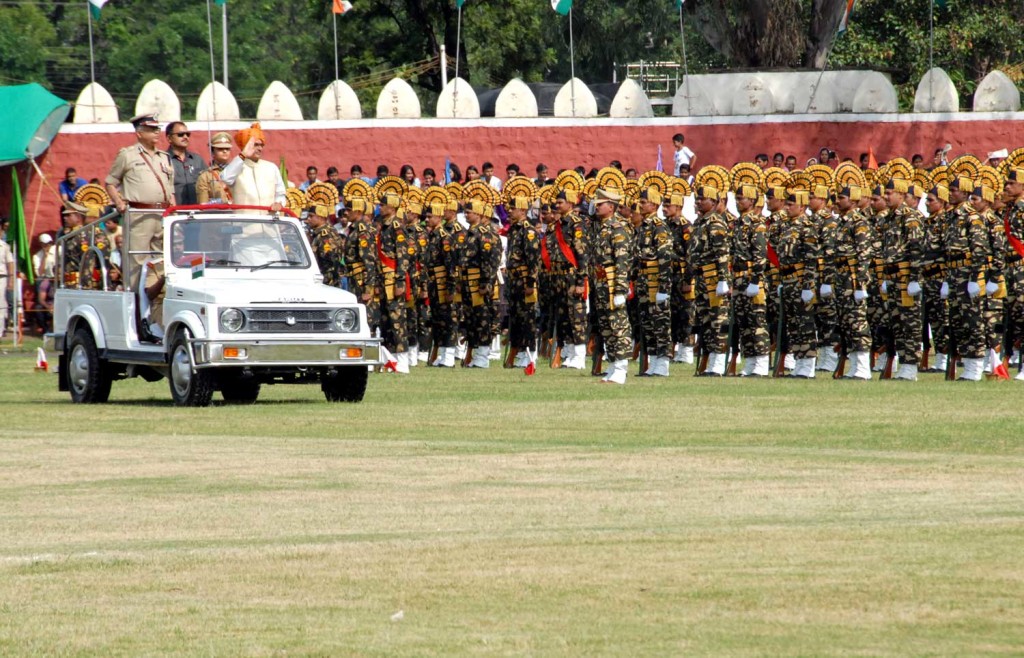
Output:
[190,338,382,368]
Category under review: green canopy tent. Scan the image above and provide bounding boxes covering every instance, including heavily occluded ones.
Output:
[0,83,70,345]
[0,83,70,167]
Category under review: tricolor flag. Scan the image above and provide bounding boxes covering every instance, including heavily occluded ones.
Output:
[837,0,856,36]
[551,0,571,16]
[456,0,466,7]
[190,255,205,279]
[332,0,352,14]
[88,0,108,20]
[674,0,685,9]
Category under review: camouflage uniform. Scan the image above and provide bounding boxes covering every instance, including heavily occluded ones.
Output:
[308,223,344,288]
[463,220,501,348]
[377,214,411,353]
[921,208,950,363]
[943,201,989,359]
[881,203,925,366]
[342,219,381,332]
[592,212,633,362]
[830,207,873,354]
[543,211,589,347]
[1003,198,1024,365]
[814,208,840,353]
[771,212,820,360]
[731,209,770,358]
[405,221,432,353]
[423,222,460,349]
[665,213,695,350]
[868,207,890,356]
[982,207,1008,352]
[505,218,542,351]
[634,212,674,358]
[764,210,786,348]
[688,209,731,356]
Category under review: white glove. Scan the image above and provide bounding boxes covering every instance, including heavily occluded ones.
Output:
[777,284,784,295]
[715,280,730,296]
[986,281,999,295]
[967,281,980,298]
[655,292,669,304]
[854,289,868,302]
[801,289,814,304]
[819,284,833,298]
[613,294,626,308]
[744,283,759,297]
[907,281,922,297]
[880,281,889,295]
[939,281,949,299]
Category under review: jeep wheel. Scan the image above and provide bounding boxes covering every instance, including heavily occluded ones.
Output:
[221,377,261,404]
[169,330,214,407]
[67,327,112,404]
[321,366,368,402]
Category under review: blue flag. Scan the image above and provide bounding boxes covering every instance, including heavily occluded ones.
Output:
[444,157,452,184]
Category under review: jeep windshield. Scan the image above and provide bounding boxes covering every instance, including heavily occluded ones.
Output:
[169,218,312,270]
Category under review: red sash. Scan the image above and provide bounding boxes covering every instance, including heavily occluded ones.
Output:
[1005,211,1024,260]
[766,244,781,268]
[554,222,578,268]
[540,237,552,271]
[376,234,412,300]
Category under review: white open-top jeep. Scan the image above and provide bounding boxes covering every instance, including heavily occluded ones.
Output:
[46,205,381,406]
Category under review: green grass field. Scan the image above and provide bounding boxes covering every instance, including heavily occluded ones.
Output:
[1,342,1022,656]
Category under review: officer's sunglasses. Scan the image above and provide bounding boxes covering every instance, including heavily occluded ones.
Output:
[172,131,192,138]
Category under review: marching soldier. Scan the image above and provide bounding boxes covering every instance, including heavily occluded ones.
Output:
[374,189,412,373]
[773,189,820,378]
[971,183,1007,372]
[731,184,771,376]
[305,205,344,288]
[830,186,874,379]
[403,200,432,366]
[880,178,926,380]
[868,185,893,372]
[942,177,991,380]
[548,190,590,369]
[423,202,460,367]
[663,191,695,364]
[342,198,381,334]
[590,189,633,384]
[810,185,840,372]
[689,185,732,376]
[634,188,674,375]
[764,187,788,369]
[503,178,542,367]
[922,185,951,373]
[462,200,502,367]
[1002,169,1024,380]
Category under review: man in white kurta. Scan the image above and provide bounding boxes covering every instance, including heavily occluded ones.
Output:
[220,123,286,212]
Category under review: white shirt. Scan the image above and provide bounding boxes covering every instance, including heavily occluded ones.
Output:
[486,175,503,192]
[673,146,695,176]
[33,247,56,278]
[221,156,287,207]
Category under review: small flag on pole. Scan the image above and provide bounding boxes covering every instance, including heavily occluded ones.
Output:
[88,0,108,20]
[524,348,536,376]
[867,147,878,170]
[551,0,571,15]
[455,0,466,7]
[332,0,352,14]
[380,345,398,372]
[837,0,856,36]
[35,347,48,372]
[190,255,206,279]
[991,348,1010,380]
[444,156,452,184]
[656,145,664,173]
[8,170,33,286]
[674,0,685,8]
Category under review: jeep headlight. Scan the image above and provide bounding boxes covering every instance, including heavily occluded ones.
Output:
[220,307,245,333]
[332,308,358,333]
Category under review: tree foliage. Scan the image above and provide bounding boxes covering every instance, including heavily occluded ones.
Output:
[0,0,1019,118]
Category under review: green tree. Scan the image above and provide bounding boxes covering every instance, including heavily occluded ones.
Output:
[0,5,59,86]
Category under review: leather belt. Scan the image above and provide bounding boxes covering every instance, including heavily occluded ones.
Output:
[128,202,169,210]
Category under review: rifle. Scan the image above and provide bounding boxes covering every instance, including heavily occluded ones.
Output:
[503,346,519,368]
[427,342,439,366]
[772,285,787,377]
[921,294,931,371]
[945,295,958,380]
[832,336,847,379]
[637,329,648,376]
[462,344,473,368]
[725,297,738,376]
[549,308,562,368]
[880,325,896,379]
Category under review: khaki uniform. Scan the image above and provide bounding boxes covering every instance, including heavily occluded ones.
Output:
[106,144,175,290]
[196,164,231,204]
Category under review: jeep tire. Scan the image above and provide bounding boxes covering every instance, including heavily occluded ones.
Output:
[169,329,214,407]
[321,366,368,402]
[67,326,112,404]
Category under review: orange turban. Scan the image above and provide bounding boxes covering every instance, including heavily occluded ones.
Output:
[235,122,266,150]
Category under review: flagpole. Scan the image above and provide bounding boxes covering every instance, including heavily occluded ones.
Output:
[454,7,462,116]
[928,0,934,107]
[86,1,97,123]
[678,3,691,116]
[332,9,341,114]
[205,0,218,122]
[568,5,576,117]
[222,2,229,89]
